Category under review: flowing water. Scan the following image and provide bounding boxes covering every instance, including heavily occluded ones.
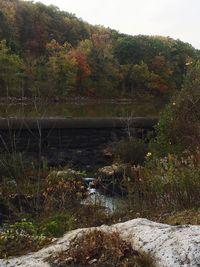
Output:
[82,191,129,213]
[82,178,128,213]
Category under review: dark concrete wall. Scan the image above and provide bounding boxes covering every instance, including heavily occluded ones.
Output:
[0,117,158,129]
[0,117,157,169]
[0,128,126,169]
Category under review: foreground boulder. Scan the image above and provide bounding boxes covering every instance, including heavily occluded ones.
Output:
[1,218,200,267]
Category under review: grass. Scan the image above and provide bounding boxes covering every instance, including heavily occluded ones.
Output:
[165,209,200,225]
[0,220,51,258]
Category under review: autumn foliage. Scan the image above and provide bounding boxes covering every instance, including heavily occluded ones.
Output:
[0,0,199,98]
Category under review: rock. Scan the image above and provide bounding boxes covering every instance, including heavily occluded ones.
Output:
[88,258,98,264]
[64,257,73,264]
[1,219,200,267]
[48,169,82,180]
[96,164,126,194]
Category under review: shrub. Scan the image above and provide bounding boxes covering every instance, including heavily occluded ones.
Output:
[43,170,88,210]
[0,219,50,258]
[111,137,147,165]
[138,152,200,208]
[48,230,154,267]
[39,212,77,237]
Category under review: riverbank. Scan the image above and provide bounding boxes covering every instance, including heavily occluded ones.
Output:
[1,218,200,267]
[0,94,167,105]
[0,96,134,105]
[1,163,200,260]
[0,96,164,119]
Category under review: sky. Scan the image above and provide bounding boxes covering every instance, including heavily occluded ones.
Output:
[32,0,200,49]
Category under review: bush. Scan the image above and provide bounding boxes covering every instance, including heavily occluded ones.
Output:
[43,170,88,210]
[48,230,154,267]
[0,219,50,258]
[138,152,200,208]
[39,212,77,237]
[111,137,147,165]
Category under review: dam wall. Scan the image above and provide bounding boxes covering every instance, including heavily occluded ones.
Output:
[0,117,158,169]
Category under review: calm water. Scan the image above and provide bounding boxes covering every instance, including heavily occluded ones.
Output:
[0,100,163,118]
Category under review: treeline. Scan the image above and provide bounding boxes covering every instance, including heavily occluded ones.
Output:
[0,0,200,98]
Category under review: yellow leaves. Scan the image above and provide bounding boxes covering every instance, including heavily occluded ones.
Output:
[185,61,193,66]
[43,171,87,208]
[146,152,152,158]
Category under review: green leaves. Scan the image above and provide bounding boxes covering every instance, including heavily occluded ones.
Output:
[0,40,24,96]
[0,0,199,98]
[151,61,200,156]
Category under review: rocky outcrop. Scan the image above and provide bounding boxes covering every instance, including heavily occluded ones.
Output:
[96,164,142,195]
[1,218,200,267]
[96,164,126,194]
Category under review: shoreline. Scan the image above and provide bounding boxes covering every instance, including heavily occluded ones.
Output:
[0,96,134,105]
[0,94,166,105]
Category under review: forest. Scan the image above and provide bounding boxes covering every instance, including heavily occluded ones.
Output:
[0,0,200,98]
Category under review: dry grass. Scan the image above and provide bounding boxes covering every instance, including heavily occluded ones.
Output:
[48,229,154,267]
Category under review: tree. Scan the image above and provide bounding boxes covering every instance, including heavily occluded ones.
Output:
[152,61,200,156]
[69,49,91,94]
[0,0,199,98]
[0,0,20,51]
[86,31,119,96]
[45,40,77,97]
[0,40,24,97]
[119,61,168,95]
[114,36,143,65]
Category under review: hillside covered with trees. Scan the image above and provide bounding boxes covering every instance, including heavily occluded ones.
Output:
[0,0,200,98]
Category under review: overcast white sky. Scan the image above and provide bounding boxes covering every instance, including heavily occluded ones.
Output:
[32,0,200,49]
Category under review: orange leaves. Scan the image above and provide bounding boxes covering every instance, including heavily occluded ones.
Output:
[69,50,91,78]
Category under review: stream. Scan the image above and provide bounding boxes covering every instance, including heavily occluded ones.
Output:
[82,178,128,213]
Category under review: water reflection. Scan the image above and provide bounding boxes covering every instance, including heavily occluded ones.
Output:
[0,100,163,118]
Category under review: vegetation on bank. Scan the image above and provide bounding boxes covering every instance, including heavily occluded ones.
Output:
[0,0,200,98]
[110,61,200,209]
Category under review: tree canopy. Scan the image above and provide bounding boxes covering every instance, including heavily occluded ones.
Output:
[0,0,199,98]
